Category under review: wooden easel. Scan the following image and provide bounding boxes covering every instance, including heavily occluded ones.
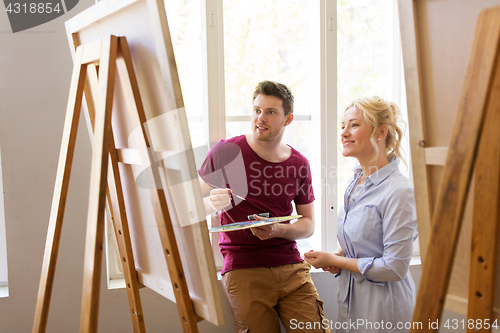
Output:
[32,35,200,333]
[402,6,500,332]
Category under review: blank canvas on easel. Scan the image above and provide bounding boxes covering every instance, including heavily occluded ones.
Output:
[65,0,224,326]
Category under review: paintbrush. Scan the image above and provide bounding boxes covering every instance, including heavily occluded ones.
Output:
[206,183,247,202]
[205,182,272,220]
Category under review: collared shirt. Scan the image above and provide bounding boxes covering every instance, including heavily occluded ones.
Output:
[336,159,418,332]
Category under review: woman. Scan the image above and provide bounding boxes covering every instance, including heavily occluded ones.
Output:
[304,96,417,333]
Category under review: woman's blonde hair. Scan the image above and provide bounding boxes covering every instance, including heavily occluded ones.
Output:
[344,96,406,165]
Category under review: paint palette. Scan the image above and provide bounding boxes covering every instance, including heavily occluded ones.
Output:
[208,215,302,233]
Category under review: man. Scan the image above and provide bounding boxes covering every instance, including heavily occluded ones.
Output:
[198,81,328,333]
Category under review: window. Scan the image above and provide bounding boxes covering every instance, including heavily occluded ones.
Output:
[337,0,403,205]
[159,0,412,260]
[336,0,417,254]
[222,0,323,253]
[105,0,415,284]
[164,0,205,149]
[162,0,335,266]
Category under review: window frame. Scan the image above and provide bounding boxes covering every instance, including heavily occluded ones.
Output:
[203,0,338,262]
[0,149,8,297]
[103,0,417,285]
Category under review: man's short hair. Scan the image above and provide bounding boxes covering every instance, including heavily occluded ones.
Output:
[252,80,294,116]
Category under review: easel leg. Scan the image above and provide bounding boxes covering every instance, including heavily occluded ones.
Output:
[106,145,146,332]
[116,36,200,333]
[86,48,146,333]
[79,36,118,333]
[32,46,87,333]
[468,61,500,331]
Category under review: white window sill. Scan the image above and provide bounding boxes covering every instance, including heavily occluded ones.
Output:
[107,278,126,290]
[410,256,421,266]
[0,285,9,298]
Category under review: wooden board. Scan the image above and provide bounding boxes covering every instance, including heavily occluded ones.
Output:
[398,0,500,319]
[65,0,224,326]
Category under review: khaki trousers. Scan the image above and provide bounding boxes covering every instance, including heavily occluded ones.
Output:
[221,261,330,333]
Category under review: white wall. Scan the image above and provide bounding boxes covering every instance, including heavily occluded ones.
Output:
[0,2,337,332]
[0,1,473,332]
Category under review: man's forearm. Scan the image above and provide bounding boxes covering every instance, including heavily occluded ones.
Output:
[273,218,314,240]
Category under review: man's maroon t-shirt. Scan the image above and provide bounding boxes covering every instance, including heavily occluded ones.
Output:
[198,135,315,274]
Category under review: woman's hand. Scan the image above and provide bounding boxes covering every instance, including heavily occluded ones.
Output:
[304,250,336,269]
[304,248,345,274]
[322,248,345,274]
[322,266,341,275]
[333,247,346,257]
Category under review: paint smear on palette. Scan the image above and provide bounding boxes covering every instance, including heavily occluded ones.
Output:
[208,215,302,233]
